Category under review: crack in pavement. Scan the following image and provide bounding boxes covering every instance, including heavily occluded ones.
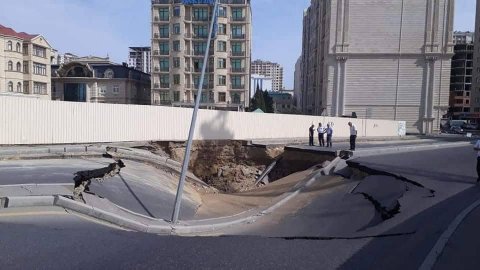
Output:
[356,192,401,221]
[73,159,125,201]
[219,231,416,241]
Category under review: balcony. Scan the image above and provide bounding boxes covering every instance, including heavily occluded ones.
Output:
[231,34,246,40]
[152,0,170,5]
[193,16,209,22]
[230,84,245,89]
[231,16,246,22]
[230,67,245,73]
[160,83,170,89]
[230,51,246,57]
[159,50,170,56]
[153,16,169,22]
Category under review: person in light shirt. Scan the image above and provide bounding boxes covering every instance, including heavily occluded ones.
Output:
[317,123,325,147]
[326,124,333,148]
[348,122,358,151]
[474,140,480,182]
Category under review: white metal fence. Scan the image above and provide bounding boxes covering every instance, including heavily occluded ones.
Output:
[0,96,404,145]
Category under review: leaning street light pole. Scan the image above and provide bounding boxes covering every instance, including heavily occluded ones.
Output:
[171,0,219,224]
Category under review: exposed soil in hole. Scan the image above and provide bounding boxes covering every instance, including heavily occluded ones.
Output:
[145,141,335,193]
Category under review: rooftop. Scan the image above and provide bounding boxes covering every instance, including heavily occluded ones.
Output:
[0,24,38,40]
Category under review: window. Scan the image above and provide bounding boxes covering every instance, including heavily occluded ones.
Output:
[159,7,169,21]
[99,85,106,95]
[6,41,12,51]
[174,74,180,85]
[159,24,169,38]
[231,75,243,87]
[104,69,114,78]
[7,81,13,92]
[173,24,181,35]
[173,40,180,52]
[217,58,226,69]
[16,62,21,72]
[218,75,226,86]
[174,91,180,102]
[23,45,28,55]
[33,82,47,95]
[160,75,170,88]
[113,85,119,94]
[193,59,204,71]
[33,62,47,75]
[217,41,226,52]
[16,82,22,93]
[160,58,169,71]
[23,82,29,94]
[218,24,227,35]
[7,61,13,71]
[232,8,244,20]
[218,6,227,17]
[218,92,226,102]
[16,43,21,52]
[193,42,207,54]
[33,45,46,58]
[231,42,243,53]
[173,6,181,17]
[194,25,209,38]
[231,25,243,37]
[232,93,241,104]
[160,91,170,102]
[193,8,208,21]
[231,59,242,70]
[173,57,180,68]
[159,42,169,54]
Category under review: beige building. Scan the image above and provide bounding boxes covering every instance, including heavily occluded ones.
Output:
[301,0,454,134]
[251,59,284,91]
[151,0,252,111]
[0,24,53,99]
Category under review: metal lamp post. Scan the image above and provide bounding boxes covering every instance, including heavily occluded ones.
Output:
[171,0,219,224]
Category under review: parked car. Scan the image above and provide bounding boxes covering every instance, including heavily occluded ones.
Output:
[462,123,478,130]
[450,126,465,134]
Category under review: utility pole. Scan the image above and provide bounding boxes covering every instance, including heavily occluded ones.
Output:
[171,0,219,224]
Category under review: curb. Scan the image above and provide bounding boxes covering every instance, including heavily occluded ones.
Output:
[3,196,55,208]
[353,141,472,158]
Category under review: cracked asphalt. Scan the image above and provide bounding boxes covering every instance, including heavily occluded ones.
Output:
[1,144,479,269]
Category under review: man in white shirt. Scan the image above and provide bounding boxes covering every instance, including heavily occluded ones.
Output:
[326,124,333,148]
[348,122,358,151]
[317,123,325,147]
[474,140,480,182]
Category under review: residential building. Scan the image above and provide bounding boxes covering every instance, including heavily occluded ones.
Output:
[294,56,303,112]
[454,31,474,45]
[128,47,152,74]
[151,0,252,111]
[0,24,54,99]
[300,0,454,134]
[472,0,480,121]
[250,74,273,96]
[269,91,295,114]
[251,59,283,91]
[51,56,150,104]
[449,43,474,121]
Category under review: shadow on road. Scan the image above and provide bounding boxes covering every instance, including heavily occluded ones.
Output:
[118,174,155,218]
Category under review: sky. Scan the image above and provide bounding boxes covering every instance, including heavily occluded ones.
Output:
[0,0,476,89]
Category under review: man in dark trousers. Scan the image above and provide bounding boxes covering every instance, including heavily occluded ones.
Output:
[326,124,333,148]
[309,124,315,146]
[317,123,325,147]
[348,122,358,151]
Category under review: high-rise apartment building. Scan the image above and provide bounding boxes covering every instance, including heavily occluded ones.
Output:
[0,24,54,99]
[251,59,283,91]
[294,56,303,111]
[128,47,152,74]
[449,33,474,121]
[301,0,454,134]
[51,52,79,65]
[471,0,480,120]
[151,0,252,111]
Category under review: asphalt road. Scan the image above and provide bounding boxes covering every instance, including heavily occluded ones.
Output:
[1,145,479,269]
[0,158,199,220]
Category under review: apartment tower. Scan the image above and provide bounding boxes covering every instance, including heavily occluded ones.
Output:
[128,47,152,74]
[251,59,284,91]
[151,0,252,111]
[301,0,455,134]
[472,0,480,120]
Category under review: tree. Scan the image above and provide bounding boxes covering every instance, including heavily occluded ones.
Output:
[249,85,266,112]
[263,91,274,113]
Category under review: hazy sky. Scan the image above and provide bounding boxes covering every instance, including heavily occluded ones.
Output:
[0,0,476,88]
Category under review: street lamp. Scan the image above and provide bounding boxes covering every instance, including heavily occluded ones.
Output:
[171,0,219,224]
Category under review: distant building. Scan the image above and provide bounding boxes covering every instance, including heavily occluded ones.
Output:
[0,24,54,99]
[51,52,79,65]
[250,74,273,96]
[251,59,283,91]
[449,43,474,121]
[453,31,474,45]
[293,56,303,112]
[300,0,454,134]
[51,56,150,105]
[471,0,480,121]
[128,47,151,74]
[269,91,295,114]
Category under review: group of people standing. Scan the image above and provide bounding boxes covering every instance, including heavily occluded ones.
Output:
[309,122,358,151]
